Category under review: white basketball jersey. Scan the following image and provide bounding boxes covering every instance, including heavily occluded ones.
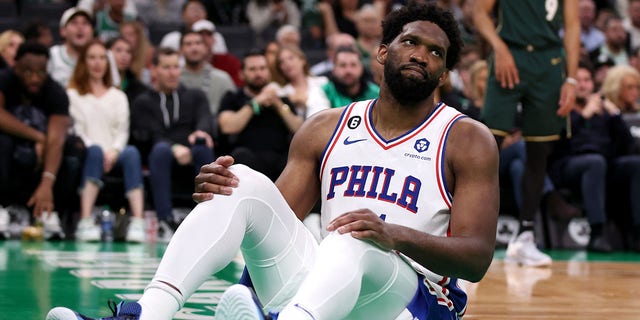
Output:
[320,99,466,277]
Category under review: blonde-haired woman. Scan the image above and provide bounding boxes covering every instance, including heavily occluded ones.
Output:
[273,44,329,119]
[67,40,145,242]
[601,64,640,114]
[119,20,154,84]
[0,30,24,69]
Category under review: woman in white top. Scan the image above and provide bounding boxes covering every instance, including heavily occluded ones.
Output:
[272,44,330,119]
[67,40,145,242]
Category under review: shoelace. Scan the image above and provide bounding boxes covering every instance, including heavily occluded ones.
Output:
[107,300,119,317]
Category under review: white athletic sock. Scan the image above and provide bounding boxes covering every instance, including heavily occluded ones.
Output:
[138,286,180,320]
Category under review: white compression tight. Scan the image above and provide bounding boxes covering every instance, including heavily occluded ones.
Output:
[278,232,418,320]
[138,165,318,320]
[138,164,418,320]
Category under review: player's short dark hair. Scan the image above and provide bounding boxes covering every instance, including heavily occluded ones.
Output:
[241,48,266,69]
[381,3,463,70]
[152,47,179,66]
[15,41,49,61]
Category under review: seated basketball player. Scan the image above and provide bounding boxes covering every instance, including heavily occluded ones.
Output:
[46,3,500,320]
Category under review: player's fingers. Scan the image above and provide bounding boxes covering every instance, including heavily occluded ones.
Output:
[192,192,214,203]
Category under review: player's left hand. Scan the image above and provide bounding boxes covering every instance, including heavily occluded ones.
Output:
[326,209,397,251]
[557,82,576,116]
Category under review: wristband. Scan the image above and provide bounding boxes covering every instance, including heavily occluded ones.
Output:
[42,171,56,182]
[565,77,578,85]
[251,99,260,115]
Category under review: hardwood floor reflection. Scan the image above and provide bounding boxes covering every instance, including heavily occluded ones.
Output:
[464,259,640,319]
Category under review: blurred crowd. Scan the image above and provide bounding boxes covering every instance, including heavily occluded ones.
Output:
[0,0,639,252]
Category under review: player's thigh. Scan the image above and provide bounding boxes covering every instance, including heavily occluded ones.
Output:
[481,71,523,135]
[521,65,565,138]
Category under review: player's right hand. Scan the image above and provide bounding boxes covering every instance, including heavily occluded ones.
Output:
[193,156,239,203]
[494,43,519,89]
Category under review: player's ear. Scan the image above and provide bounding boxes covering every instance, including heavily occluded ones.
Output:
[376,44,388,65]
[438,69,449,86]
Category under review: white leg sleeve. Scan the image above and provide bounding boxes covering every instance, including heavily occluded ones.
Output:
[143,165,317,315]
[279,232,418,320]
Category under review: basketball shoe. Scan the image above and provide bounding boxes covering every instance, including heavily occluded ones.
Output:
[0,206,9,239]
[505,230,552,267]
[42,211,65,240]
[46,300,141,320]
[215,284,278,320]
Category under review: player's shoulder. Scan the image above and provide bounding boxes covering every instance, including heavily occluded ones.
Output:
[447,116,498,158]
[292,107,344,150]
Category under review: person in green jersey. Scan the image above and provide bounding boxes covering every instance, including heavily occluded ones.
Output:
[474,0,580,267]
[321,45,380,108]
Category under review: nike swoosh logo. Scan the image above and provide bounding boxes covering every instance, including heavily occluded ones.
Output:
[343,136,367,145]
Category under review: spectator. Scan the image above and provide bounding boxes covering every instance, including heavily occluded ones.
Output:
[317,0,361,38]
[92,0,138,42]
[160,0,229,55]
[179,32,235,126]
[67,40,145,242]
[321,45,379,109]
[309,32,356,77]
[275,24,302,48]
[218,49,303,181]
[589,15,630,66]
[592,55,616,91]
[0,42,83,239]
[548,64,640,252]
[264,40,285,85]
[48,7,94,87]
[22,20,54,49]
[353,4,382,72]
[601,64,640,114]
[0,30,25,70]
[273,44,330,119]
[246,0,301,46]
[625,0,640,52]
[458,0,483,48]
[106,37,149,105]
[134,0,183,26]
[576,0,605,52]
[131,47,215,240]
[119,20,154,85]
[191,19,243,87]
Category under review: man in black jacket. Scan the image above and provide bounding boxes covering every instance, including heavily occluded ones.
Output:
[130,47,215,238]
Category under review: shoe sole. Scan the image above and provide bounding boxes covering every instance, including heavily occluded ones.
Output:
[216,285,264,320]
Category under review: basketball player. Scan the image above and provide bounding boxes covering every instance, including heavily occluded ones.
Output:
[474,0,579,266]
[46,3,499,320]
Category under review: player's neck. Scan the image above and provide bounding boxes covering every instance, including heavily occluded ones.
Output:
[372,93,436,140]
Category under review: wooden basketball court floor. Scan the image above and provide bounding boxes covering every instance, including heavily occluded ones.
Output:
[1,240,639,319]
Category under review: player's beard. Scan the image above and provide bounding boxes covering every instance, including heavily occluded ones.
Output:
[384,60,440,105]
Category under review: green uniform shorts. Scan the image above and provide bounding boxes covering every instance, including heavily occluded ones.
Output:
[481,47,566,141]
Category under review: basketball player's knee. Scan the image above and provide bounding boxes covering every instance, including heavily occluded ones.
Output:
[229,164,274,192]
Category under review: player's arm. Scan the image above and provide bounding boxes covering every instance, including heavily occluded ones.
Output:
[328,119,499,282]
[399,119,499,281]
[275,108,342,221]
[558,0,580,116]
[473,0,519,89]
